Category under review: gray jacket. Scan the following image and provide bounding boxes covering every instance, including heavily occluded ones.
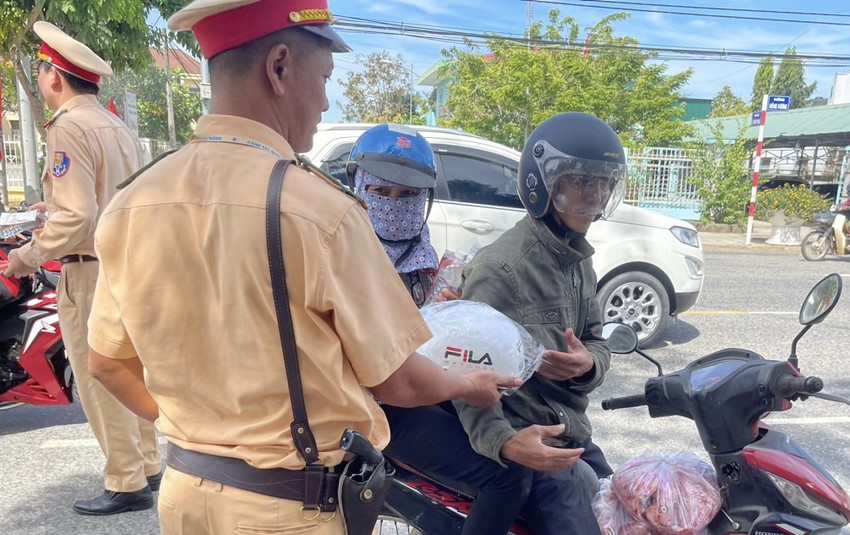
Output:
[453,215,610,465]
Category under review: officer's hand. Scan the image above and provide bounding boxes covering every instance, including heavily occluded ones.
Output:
[457,370,521,407]
[538,328,594,382]
[2,249,36,278]
[27,202,47,214]
[500,424,584,471]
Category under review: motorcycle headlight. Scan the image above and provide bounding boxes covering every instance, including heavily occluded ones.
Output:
[766,473,847,525]
[670,226,700,248]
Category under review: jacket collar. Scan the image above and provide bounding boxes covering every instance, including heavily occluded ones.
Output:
[524,214,595,260]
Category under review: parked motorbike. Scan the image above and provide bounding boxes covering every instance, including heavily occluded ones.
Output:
[373,273,850,535]
[601,272,849,534]
[0,240,68,409]
[801,199,850,261]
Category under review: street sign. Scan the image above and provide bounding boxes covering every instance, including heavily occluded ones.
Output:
[124,90,139,138]
[751,111,761,126]
[767,95,791,111]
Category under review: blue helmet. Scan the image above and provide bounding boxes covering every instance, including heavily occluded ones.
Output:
[346,124,437,189]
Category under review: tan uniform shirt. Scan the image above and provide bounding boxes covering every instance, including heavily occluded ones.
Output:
[18,94,140,267]
[88,115,431,470]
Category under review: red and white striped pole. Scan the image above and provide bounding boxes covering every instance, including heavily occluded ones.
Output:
[746,94,769,245]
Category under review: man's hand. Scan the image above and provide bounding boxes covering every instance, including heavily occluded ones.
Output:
[538,328,594,381]
[500,424,585,471]
[433,287,462,302]
[456,370,522,407]
[1,249,37,278]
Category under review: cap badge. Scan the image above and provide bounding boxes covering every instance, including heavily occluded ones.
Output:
[289,9,333,24]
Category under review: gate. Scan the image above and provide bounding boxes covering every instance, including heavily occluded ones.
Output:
[627,147,699,221]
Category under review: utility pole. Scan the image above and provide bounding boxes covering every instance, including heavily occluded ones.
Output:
[524,1,534,143]
[162,28,177,149]
[0,73,8,209]
[408,62,414,124]
[16,57,40,204]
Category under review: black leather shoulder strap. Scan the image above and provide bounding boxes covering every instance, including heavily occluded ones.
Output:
[265,159,321,466]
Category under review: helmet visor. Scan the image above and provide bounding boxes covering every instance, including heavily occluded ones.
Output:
[534,140,626,220]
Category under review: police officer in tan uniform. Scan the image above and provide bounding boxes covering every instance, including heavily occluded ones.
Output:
[2,22,161,515]
[85,1,518,534]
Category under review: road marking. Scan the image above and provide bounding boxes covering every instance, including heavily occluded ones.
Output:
[40,437,167,449]
[764,416,850,425]
[682,310,797,316]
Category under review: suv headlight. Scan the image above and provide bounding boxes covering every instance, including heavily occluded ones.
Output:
[670,226,699,248]
[766,473,848,525]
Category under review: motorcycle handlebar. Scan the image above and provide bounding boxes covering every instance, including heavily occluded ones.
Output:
[776,375,824,398]
[602,393,647,411]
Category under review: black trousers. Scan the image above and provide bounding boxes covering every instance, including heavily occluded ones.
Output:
[383,403,606,535]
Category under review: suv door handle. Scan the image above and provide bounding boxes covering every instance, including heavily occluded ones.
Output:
[461,220,495,233]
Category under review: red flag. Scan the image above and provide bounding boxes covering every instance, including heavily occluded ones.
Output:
[107,98,121,119]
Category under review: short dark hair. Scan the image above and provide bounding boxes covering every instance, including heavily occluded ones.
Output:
[41,62,99,95]
[208,26,329,80]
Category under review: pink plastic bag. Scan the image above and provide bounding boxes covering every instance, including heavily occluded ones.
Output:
[593,452,721,535]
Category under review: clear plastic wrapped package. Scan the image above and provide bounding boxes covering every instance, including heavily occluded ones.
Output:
[417,300,544,395]
[0,211,45,240]
[593,452,721,535]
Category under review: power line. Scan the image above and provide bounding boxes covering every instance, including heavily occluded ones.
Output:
[569,0,850,19]
[335,16,850,66]
[524,0,850,27]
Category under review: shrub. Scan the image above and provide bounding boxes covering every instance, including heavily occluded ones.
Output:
[755,185,831,223]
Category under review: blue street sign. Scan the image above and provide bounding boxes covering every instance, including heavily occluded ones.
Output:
[767,95,791,111]
[751,111,761,125]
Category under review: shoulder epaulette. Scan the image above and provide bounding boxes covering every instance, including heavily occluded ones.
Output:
[43,109,68,130]
[117,148,179,190]
[296,153,364,206]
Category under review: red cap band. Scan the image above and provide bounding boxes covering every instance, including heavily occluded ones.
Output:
[38,42,101,84]
[193,0,334,59]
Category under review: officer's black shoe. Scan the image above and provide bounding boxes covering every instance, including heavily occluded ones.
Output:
[146,471,163,492]
[72,488,154,516]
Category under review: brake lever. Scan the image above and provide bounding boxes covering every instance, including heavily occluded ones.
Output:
[809,391,850,406]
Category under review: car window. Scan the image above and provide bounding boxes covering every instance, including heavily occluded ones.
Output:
[437,150,522,209]
[319,143,354,186]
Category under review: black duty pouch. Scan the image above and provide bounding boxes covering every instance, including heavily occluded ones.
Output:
[338,429,396,535]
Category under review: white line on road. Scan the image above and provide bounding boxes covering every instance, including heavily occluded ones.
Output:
[682,310,797,316]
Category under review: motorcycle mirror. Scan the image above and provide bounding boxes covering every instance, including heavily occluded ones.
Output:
[799,273,842,326]
[601,322,639,354]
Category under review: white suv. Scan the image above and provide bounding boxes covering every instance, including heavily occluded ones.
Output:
[307,123,705,347]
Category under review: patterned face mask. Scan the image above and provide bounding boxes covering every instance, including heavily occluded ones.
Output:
[355,168,438,273]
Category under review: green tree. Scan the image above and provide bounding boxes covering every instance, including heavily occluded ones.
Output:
[772,47,816,110]
[438,11,692,151]
[0,0,191,135]
[751,55,774,111]
[689,120,751,224]
[100,64,201,144]
[710,85,749,117]
[338,51,428,124]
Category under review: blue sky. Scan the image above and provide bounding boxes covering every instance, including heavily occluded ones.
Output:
[323,0,850,122]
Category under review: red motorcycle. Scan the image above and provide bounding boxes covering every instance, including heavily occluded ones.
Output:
[373,274,850,534]
[0,243,68,409]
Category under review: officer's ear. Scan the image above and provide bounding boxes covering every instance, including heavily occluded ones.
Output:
[265,43,290,96]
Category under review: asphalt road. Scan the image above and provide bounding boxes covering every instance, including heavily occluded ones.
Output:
[2,251,850,535]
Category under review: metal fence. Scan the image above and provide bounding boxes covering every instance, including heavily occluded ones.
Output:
[627,147,700,220]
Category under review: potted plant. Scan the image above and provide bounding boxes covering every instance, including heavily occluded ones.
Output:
[755,185,831,245]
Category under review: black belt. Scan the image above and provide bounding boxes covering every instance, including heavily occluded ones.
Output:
[59,254,98,265]
[165,443,340,512]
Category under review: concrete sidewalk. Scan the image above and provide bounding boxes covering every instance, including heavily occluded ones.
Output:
[696,220,806,254]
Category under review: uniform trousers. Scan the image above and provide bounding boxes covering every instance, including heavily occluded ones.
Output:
[158,468,344,535]
[58,261,161,492]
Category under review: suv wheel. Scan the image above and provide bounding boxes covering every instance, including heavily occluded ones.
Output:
[598,272,669,347]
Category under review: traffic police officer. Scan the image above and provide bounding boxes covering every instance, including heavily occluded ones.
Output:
[85,1,517,534]
[2,22,162,515]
